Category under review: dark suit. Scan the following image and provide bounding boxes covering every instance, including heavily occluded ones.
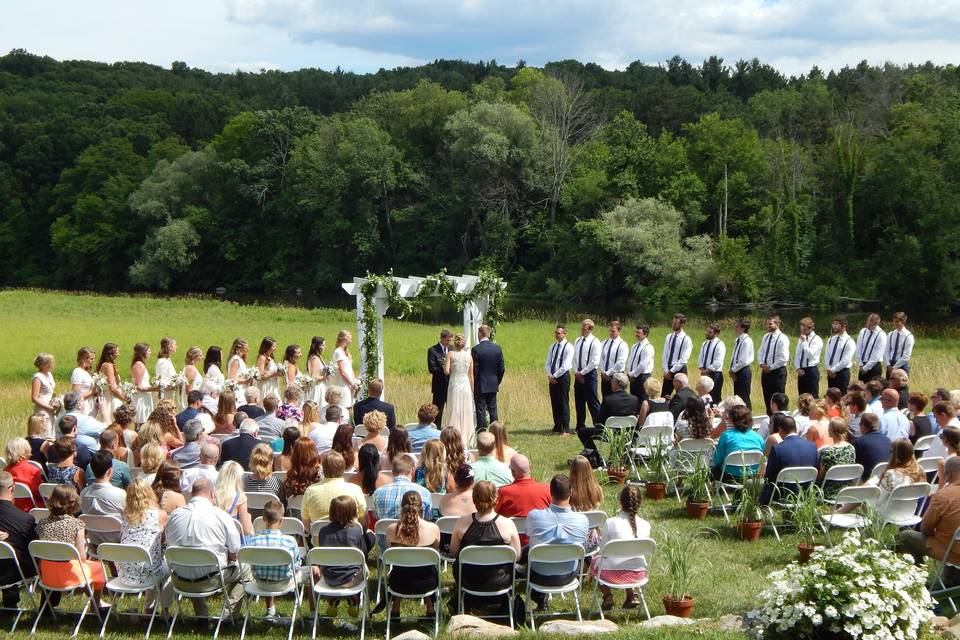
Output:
[0,499,37,606]
[237,404,266,420]
[578,390,641,452]
[353,396,397,430]
[219,433,260,471]
[760,435,819,504]
[853,431,893,480]
[427,343,450,427]
[175,406,199,429]
[668,386,697,420]
[472,339,505,431]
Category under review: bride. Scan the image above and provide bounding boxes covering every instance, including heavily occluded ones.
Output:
[443,334,476,446]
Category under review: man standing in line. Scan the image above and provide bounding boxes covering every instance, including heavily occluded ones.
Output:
[472,325,505,432]
[758,315,789,415]
[662,313,692,400]
[885,311,915,378]
[794,317,823,398]
[626,324,654,403]
[729,319,754,410]
[427,329,452,428]
[856,313,886,383]
[825,317,855,395]
[599,320,628,399]
[572,319,601,432]
[697,322,725,406]
[545,324,573,436]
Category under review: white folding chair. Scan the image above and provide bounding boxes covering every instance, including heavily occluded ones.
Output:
[381,547,442,640]
[364,494,375,513]
[643,412,674,428]
[29,507,50,522]
[372,518,399,603]
[38,483,57,502]
[914,434,938,457]
[271,470,287,483]
[631,425,673,476]
[78,514,122,559]
[821,486,881,546]
[510,516,527,535]
[604,416,638,432]
[244,491,278,517]
[12,483,36,509]
[29,540,104,637]
[456,545,517,627]
[308,519,331,547]
[819,464,864,504]
[870,462,888,479]
[0,540,37,633]
[26,459,47,481]
[307,547,369,640]
[918,456,942,474]
[97,542,166,639]
[429,493,446,516]
[671,439,716,502]
[880,482,931,528]
[165,546,233,640]
[524,543,584,631]
[435,516,459,564]
[766,466,820,541]
[929,526,960,610]
[286,494,304,517]
[751,415,767,431]
[252,516,308,553]
[715,450,765,522]
[237,547,302,640]
[590,538,655,620]
[130,467,145,481]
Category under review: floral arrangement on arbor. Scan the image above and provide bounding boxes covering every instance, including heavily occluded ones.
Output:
[752,531,933,640]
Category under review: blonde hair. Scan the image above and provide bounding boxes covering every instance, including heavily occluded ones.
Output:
[27,414,49,439]
[324,387,343,406]
[123,478,159,527]
[419,439,447,492]
[336,330,351,348]
[644,376,662,397]
[4,438,31,466]
[184,346,203,365]
[363,410,387,435]
[250,444,274,479]
[229,338,248,359]
[139,444,165,474]
[488,421,511,463]
[453,334,466,350]
[136,421,164,449]
[33,353,54,370]
[302,401,320,424]
[215,460,245,511]
[569,455,604,512]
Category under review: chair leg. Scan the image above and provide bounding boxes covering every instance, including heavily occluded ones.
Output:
[30,588,51,635]
[71,595,91,638]
[525,584,535,632]
[212,596,228,640]
[287,593,298,640]
[100,591,118,638]
[507,587,514,630]
[166,595,181,640]
[144,591,159,640]
[640,588,651,620]
[574,587,583,622]
[311,593,319,640]
[358,590,366,640]
[433,592,440,637]
[240,591,251,640]
[385,592,392,640]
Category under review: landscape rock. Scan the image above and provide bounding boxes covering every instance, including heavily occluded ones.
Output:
[708,614,747,631]
[638,615,696,629]
[932,615,951,629]
[391,631,432,640]
[446,614,519,637]
[538,619,618,634]
[950,612,960,626]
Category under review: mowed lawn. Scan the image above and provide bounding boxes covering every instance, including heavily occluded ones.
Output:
[0,288,956,640]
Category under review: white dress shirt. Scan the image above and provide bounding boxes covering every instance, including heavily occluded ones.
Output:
[627,339,654,377]
[879,407,910,440]
[165,496,242,578]
[793,332,823,369]
[855,327,887,370]
[824,333,855,373]
[729,334,754,373]
[662,331,692,373]
[573,335,601,376]
[884,328,914,369]
[180,464,219,493]
[545,339,574,378]
[758,331,789,370]
[600,337,628,376]
[696,337,725,373]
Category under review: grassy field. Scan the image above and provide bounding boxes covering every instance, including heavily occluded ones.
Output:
[0,288,955,639]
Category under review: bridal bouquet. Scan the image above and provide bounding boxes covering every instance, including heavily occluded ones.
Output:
[242,369,261,383]
[49,395,64,413]
[295,373,314,391]
[120,381,137,399]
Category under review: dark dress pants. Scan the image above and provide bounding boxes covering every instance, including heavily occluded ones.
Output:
[630,373,650,404]
[828,368,851,395]
[573,371,600,430]
[732,367,752,411]
[662,365,687,399]
[761,366,786,415]
[549,373,570,433]
[475,392,498,431]
[707,370,723,405]
[797,366,820,398]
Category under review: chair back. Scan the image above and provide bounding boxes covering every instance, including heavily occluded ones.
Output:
[435,516,459,536]
[583,510,608,529]
[165,546,222,576]
[0,541,28,584]
[596,538,655,572]
[641,412,673,428]
[458,544,517,568]
[271,470,287,482]
[678,438,715,455]
[364,495,375,512]
[12,483,36,508]
[130,467,145,480]
[79,514,122,535]
[774,466,819,486]
[26,459,47,481]
[245,491,279,512]
[258,435,275,444]
[429,493,446,511]
[721,450,764,477]
[510,516,527,535]
[309,519,331,544]
[253,516,306,539]
[238,546,297,569]
[374,518,398,537]
[881,482,932,524]
[307,546,366,570]
[604,416,637,431]
[96,542,151,565]
[381,546,441,570]
[38,483,57,501]
[870,462,888,479]
[914,434,938,455]
[832,485,881,509]
[821,463,863,485]
[751,415,767,430]
[29,507,50,522]
[527,543,584,573]
[29,540,91,588]
[286,494,303,514]
[918,457,942,474]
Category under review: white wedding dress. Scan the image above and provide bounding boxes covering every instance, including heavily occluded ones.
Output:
[445,350,476,446]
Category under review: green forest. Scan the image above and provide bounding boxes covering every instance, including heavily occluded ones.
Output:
[1,49,958,307]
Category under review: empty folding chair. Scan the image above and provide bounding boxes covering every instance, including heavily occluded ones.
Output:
[604,416,638,434]
[630,425,673,477]
[914,434,938,458]
[821,486,881,546]
[237,546,303,640]
[381,547,442,640]
[880,482,931,528]
[29,539,104,637]
[164,546,234,640]
[0,540,37,633]
[307,547,369,640]
[524,543,585,631]
[671,439,716,502]
[456,545,517,627]
[590,538,655,621]
[765,466,820,541]
[96,542,167,639]
[715,450,765,522]
[819,464,864,504]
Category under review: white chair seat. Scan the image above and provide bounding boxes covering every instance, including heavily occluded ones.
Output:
[594,574,648,590]
[885,515,922,527]
[821,513,870,529]
[105,576,155,593]
[313,577,365,597]
[529,578,580,594]
[245,573,300,597]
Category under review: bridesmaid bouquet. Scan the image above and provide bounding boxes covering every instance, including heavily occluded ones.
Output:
[294,373,314,391]
[172,373,188,387]
[242,369,261,383]
[91,372,108,393]
[120,381,137,399]
[223,379,240,392]
[49,395,64,413]
[323,365,335,377]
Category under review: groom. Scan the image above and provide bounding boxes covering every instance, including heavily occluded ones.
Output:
[427,329,452,427]
[472,324,505,432]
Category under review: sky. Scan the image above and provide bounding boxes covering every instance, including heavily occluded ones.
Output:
[3,0,960,76]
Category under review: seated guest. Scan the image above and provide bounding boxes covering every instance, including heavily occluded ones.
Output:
[176,390,204,429]
[935,429,960,490]
[273,426,300,471]
[220,419,260,471]
[488,422,518,464]
[449,480,521,612]
[87,431,131,489]
[0,472,37,608]
[180,443,220,492]
[824,388,845,418]
[214,460,253,535]
[695,375,715,409]
[139,444,165,485]
[865,380,884,416]
[213,390,238,435]
[298,401,321,442]
[166,478,251,619]
[593,485,651,610]
[381,428,413,471]
[408,404,442,454]
[63,391,106,440]
[668,373,697,420]
[440,465,477,517]
[636,377,670,427]
[372,455,431,520]
[277,386,304,424]
[416,439,449,493]
[310,405,341,453]
[792,394,814,437]
[238,387,265,420]
[879,389,910,440]
[47,437,86,489]
[246,500,302,618]
[27,414,53,466]
[852,413,893,480]
[818,418,856,498]
[804,401,831,449]
[244,443,284,501]
[494,454,550,521]
[898,456,960,567]
[106,405,135,464]
[316,495,376,611]
[56,415,95,469]
[845,392,867,439]
[118,478,171,614]
[385,492,441,617]
[711,405,764,479]
[526,474,589,610]
[675,396,711,442]
[321,387,350,426]
[152,460,186,514]
[350,444,391,496]
[302,451,367,529]
[760,415,819,504]
[579,373,640,452]
[352,378,396,430]
[283,437,321,503]
[321,424,357,472]
[763,413,792,458]
[255,395,286,440]
[469,432,512,488]
[80,450,127,530]
[132,422,166,466]
[888,369,909,410]
[709,396,747,439]
[170,419,204,469]
[358,410,388,453]
[570,454,604,512]
[865,439,927,505]
[197,395,217,434]
[929,403,960,458]
[909,392,933,443]
[4,438,43,510]
[757,393,789,439]
[150,405,184,450]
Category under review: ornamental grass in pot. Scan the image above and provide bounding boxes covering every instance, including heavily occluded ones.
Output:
[659,527,713,617]
[602,424,632,484]
[644,438,670,500]
[733,471,765,541]
[791,484,822,563]
[683,456,712,519]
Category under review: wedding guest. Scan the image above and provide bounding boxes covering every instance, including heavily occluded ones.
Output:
[636,377,670,427]
[818,418,856,497]
[305,335,329,408]
[55,415,95,469]
[888,369,910,410]
[857,439,926,510]
[349,444,391,496]
[4,438,43,510]
[107,405,135,464]
[315,496,375,609]
[569,455,604,512]
[118,479,170,614]
[710,396,747,439]
[213,390,238,434]
[352,378,396,430]
[845,392,868,439]
[408,404,442,454]
[86,429,132,488]
[804,400,832,448]
[469,432,512,487]
[322,424,357,472]
[415,439,449,493]
[897,456,960,567]
[138,444,165,485]
[321,387,350,426]
[176,390,203,429]
[0,472,37,608]
[256,395,286,440]
[695,375,716,410]
[47,437,85,489]
[171,419,204,469]
[246,500,303,618]
[301,452,366,529]
[79,451,127,528]
[593,485,651,610]
[237,387,265,419]
[310,405,341,453]
[155,336,178,404]
[909,392,934,443]
[215,460,253,536]
[152,460,186,514]
[879,389,910,440]
[273,427,299,472]
[31,352,57,427]
[179,443,219,492]
[439,465,476,517]
[358,410,388,452]
[96,342,126,424]
[488,421,518,464]
[71,346,98,416]
[852,413,892,480]
[824,388,845,419]
[935,428,960,490]
[675,396,711,442]
[278,386,304,423]
[384,491,440,618]
[793,393,814,436]
[381,427,413,472]
[283,437,321,502]
[148,405,183,450]
[372,455,432,521]
[133,421,166,465]
[63,391,106,441]
[221,419,261,471]
[26,414,52,465]
[712,405,763,479]
[441,427,468,473]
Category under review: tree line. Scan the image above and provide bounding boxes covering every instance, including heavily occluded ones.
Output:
[1,49,958,308]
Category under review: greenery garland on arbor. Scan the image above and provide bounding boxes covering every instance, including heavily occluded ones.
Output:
[358,269,505,385]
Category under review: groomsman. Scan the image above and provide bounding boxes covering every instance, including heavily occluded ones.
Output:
[626,324,654,402]
[794,317,823,398]
[729,319,754,410]
[825,317,855,395]
[545,324,574,435]
[662,313,692,400]
[599,320,628,399]
[856,313,886,382]
[573,319,601,431]
[427,329,452,427]
[697,323,725,405]
[758,315,789,415]
[885,311,915,377]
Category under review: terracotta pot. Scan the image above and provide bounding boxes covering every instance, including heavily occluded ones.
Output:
[798,542,820,563]
[646,482,666,500]
[685,500,709,519]
[662,595,695,618]
[606,467,628,485]
[737,520,763,541]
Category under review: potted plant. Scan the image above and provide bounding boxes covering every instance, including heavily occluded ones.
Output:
[602,425,632,484]
[644,438,670,500]
[733,471,765,541]
[682,456,712,519]
[791,484,822,563]
[659,527,713,618]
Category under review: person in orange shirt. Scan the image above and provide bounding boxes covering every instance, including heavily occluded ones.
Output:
[898,456,960,567]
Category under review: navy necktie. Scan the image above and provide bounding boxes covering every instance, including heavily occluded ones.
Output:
[667,334,677,366]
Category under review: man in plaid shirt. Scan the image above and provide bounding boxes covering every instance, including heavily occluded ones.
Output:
[246,500,302,617]
[372,455,432,520]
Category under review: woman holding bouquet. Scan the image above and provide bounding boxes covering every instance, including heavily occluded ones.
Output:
[226,337,251,398]
[331,330,358,408]
[256,337,283,403]
[131,343,157,425]
[31,352,58,427]
[203,346,225,392]
[282,344,304,408]
[70,346,98,416]
[96,343,126,424]
[155,336,178,403]
[306,336,329,407]
[181,346,203,409]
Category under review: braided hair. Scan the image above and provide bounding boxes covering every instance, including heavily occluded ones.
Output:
[619,485,643,538]
[395,491,422,546]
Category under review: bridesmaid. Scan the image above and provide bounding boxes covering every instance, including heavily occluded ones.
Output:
[256,337,282,403]
[155,336,178,403]
[306,336,329,407]
[332,330,359,408]
[131,343,157,426]
[70,347,97,416]
[31,353,58,427]
[181,346,203,409]
[282,344,303,407]
[96,343,126,424]
[226,338,250,398]
[203,346,224,392]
